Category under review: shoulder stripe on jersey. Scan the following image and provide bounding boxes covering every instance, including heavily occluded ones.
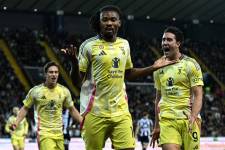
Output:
[79,36,99,54]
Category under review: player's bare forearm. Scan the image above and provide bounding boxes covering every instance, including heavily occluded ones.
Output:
[15,106,28,128]
[191,86,203,118]
[70,60,82,89]
[154,90,161,127]
[69,106,83,124]
[125,66,156,81]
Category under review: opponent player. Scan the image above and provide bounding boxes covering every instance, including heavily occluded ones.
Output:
[12,61,83,150]
[135,112,153,150]
[150,26,204,150]
[5,107,28,150]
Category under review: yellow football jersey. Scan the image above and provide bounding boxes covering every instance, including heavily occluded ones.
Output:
[154,55,204,119]
[79,36,133,117]
[23,83,73,138]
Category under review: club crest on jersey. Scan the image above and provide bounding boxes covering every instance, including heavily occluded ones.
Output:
[119,47,125,55]
[166,77,174,86]
[159,69,164,74]
[112,57,120,68]
[178,67,182,74]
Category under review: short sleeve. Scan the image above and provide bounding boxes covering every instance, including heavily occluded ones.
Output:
[125,40,133,70]
[153,70,161,90]
[187,59,204,87]
[63,88,74,108]
[78,41,91,73]
[23,88,34,108]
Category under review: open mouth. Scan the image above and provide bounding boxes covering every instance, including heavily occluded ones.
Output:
[162,47,170,52]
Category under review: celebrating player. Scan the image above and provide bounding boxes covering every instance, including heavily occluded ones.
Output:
[150,26,204,150]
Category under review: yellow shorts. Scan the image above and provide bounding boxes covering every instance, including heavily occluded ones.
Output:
[11,136,25,148]
[159,118,201,150]
[82,113,135,150]
[39,136,64,150]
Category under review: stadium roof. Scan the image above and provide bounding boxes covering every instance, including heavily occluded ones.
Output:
[1,0,225,24]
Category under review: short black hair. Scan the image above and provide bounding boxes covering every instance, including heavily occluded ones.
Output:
[164,26,184,44]
[89,5,122,34]
[43,61,59,73]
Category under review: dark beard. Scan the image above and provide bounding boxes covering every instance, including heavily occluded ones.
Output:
[102,32,114,41]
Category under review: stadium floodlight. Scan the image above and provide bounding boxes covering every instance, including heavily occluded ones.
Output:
[210,19,214,24]
[192,19,199,24]
[127,15,134,20]
[146,16,150,20]
[56,10,64,16]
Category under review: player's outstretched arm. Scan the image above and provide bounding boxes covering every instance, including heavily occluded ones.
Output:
[69,106,83,124]
[125,56,177,81]
[12,106,28,130]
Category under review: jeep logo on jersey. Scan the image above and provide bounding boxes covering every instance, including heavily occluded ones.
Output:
[112,57,120,68]
[166,77,174,86]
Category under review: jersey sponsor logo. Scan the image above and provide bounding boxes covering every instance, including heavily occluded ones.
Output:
[166,77,174,86]
[99,50,107,56]
[112,57,120,68]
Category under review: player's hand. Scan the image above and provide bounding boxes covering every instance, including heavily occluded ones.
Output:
[183,111,197,132]
[9,124,17,131]
[150,127,160,148]
[61,44,78,61]
[78,115,83,124]
[153,56,178,70]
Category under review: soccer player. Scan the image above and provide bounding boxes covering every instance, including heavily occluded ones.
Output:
[135,112,153,150]
[12,61,83,150]
[150,26,204,150]
[62,5,177,150]
[5,107,28,150]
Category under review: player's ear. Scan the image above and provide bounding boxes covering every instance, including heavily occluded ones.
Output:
[118,20,121,27]
[176,41,181,48]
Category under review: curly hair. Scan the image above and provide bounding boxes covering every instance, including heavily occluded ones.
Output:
[89,5,122,34]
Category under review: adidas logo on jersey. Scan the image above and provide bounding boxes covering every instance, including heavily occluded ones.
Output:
[99,50,106,56]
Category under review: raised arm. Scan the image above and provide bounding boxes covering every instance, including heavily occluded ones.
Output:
[61,45,83,89]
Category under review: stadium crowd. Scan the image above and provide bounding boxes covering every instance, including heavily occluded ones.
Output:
[0,28,224,138]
